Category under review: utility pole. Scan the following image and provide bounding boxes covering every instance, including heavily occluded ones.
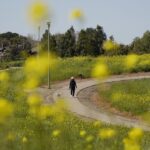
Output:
[37,26,40,58]
[47,22,51,89]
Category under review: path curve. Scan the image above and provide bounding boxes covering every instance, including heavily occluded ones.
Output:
[2,67,150,130]
[52,73,150,131]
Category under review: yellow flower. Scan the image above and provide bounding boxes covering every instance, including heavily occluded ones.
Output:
[125,54,138,69]
[86,135,94,142]
[24,78,39,90]
[27,94,42,107]
[80,130,86,137]
[123,138,140,150]
[28,0,50,24]
[0,71,9,81]
[123,128,143,150]
[93,121,101,127]
[103,40,119,51]
[23,54,56,89]
[99,128,116,139]
[128,128,143,141]
[38,105,53,119]
[52,130,61,137]
[7,132,15,141]
[22,136,28,143]
[0,99,14,123]
[70,9,84,20]
[24,55,49,77]
[92,63,109,79]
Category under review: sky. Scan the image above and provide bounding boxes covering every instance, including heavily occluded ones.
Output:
[0,0,150,44]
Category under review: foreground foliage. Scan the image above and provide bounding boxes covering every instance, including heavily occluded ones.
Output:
[0,54,150,150]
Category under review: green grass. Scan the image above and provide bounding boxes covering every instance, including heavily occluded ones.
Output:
[99,79,150,116]
[1,54,150,82]
[0,60,24,70]
[0,55,150,149]
[49,54,150,82]
[0,113,150,150]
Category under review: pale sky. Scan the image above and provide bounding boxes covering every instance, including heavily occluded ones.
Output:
[0,0,150,44]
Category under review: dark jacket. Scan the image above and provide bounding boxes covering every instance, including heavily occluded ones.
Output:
[69,79,77,89]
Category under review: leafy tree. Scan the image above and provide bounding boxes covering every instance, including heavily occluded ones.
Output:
[63,26,76,57]
[54,27,76,57]
[131,31,150,54]
[41,30,57,54]
[0,32,32,60]
[76,25,106,56]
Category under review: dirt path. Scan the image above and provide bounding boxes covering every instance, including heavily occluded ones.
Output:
[40,72,150,131]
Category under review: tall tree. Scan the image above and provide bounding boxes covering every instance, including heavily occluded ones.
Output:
[54,27,76,57]
[41,30,57,54]
[131,31,150,54]
[76,25,106,56]
[64,26,76,57]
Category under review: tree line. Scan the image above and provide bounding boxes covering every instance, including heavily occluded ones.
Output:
[0,32,35,60]
[1,26,150,61]
[41,25,150,57]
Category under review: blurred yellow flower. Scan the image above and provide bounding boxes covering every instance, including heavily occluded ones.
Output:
[92,63,109,79]
[28,0,50,25]
[24,55,49,77]
[128,128,143,141]
[23,54,56,89]
[125,54,139,69]
[103,40,119,51]
[80,130,86,137]
[123,128,143,150]
[70,9,84,20]
[93,121,101,127]
[0,71,9,81]
[22,136,28,143]
[86,135,94,142]
[52,130,61,137]
[99,128,116,139]
[27,94,42,107]
[7,132,15,141]
[39,105,53,119]
[123,138,140,150]
[0,99,14,123]
[23,78,39,90]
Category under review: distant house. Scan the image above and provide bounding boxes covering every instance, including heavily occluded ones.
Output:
[29,47,38,55]
[0,47,5,59]
[0,47,5,52]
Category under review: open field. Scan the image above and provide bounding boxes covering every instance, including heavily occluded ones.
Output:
[0,55,150,150]
[0,74,150,150]
[99,79,150,116]
[1,54,150,82]
[49,54,150,82]
[0,60,24,70]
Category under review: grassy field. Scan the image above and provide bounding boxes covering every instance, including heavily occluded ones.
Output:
[1,54,150,82]
[0,60,24,70]
[99,79,150,116]
[49,54,150,81]
[0,55,150,150]
[0,72,150,150]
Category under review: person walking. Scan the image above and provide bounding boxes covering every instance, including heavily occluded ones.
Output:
[69,77,77,97]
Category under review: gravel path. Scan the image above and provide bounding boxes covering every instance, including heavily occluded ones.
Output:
[40,73,150,131]
[32,73,150,131]
[2,67,150,130]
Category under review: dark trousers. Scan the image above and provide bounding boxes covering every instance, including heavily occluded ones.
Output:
[71,88,75,96]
